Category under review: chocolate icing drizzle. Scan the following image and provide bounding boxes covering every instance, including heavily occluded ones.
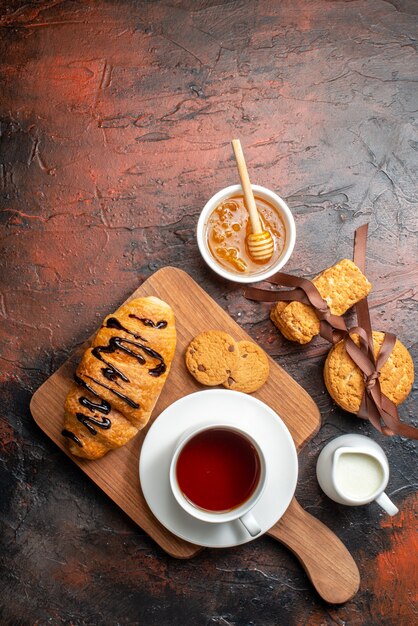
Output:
[62,315,167,445]
[83,374,140,409]
[91,336,166,383]
[62,429,82,447]
[105,317,148,341]
[75,394,111,435]
[76,412,111,435]
[73,373,98,396]
[129,314,167,329]
[79,395,110,414]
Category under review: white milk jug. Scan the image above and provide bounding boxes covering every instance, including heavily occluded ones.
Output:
[316,434,398,516]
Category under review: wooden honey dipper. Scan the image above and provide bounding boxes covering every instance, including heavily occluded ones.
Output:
[231,139,274,263]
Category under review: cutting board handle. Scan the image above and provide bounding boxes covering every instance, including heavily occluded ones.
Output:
[267,497,360,603]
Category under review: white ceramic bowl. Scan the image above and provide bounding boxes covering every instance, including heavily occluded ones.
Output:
[197,184,296,284]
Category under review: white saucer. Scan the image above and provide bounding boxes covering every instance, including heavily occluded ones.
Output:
[139,390,298,548]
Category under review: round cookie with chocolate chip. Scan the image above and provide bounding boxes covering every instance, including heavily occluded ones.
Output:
[324,331,414,413]
[185,330,238,386]
[223,340,270,394]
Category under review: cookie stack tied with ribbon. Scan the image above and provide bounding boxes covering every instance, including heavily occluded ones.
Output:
[325,225,415,438]
[269,259,371,344]
[246,260,370,346]
[324,330,414,435]
[245,224,417,440]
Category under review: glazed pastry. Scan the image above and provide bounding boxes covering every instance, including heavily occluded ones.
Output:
[62,296,176,459]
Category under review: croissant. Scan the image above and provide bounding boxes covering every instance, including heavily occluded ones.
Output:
[62,296,176,459]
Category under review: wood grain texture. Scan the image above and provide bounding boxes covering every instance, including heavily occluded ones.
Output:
[30,267,321,558]
[268,498,360,604]
[1,0,417,623]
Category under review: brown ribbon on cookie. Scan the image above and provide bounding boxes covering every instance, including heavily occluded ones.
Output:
[244,272,347,344]
[349,224,418,439]
[244,222,417,439]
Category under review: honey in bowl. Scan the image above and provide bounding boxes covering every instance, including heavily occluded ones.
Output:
[206,195,286,275]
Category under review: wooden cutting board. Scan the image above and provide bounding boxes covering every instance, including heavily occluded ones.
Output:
[30,267,359,603]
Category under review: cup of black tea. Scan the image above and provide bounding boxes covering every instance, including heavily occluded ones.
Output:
[169,424,267,536]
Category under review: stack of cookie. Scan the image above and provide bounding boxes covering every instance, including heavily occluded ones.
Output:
[324,331,414,415]
[185,330,270,394]
[270,259,371,344]
[268,257,415,425]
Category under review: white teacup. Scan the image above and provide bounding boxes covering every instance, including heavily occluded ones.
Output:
[169,423,267,536]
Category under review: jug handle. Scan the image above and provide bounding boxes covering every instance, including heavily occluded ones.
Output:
[267,497,360,603]
[375,492,399,516]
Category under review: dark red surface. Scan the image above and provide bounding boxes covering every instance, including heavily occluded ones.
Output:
[1,1,417,624]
